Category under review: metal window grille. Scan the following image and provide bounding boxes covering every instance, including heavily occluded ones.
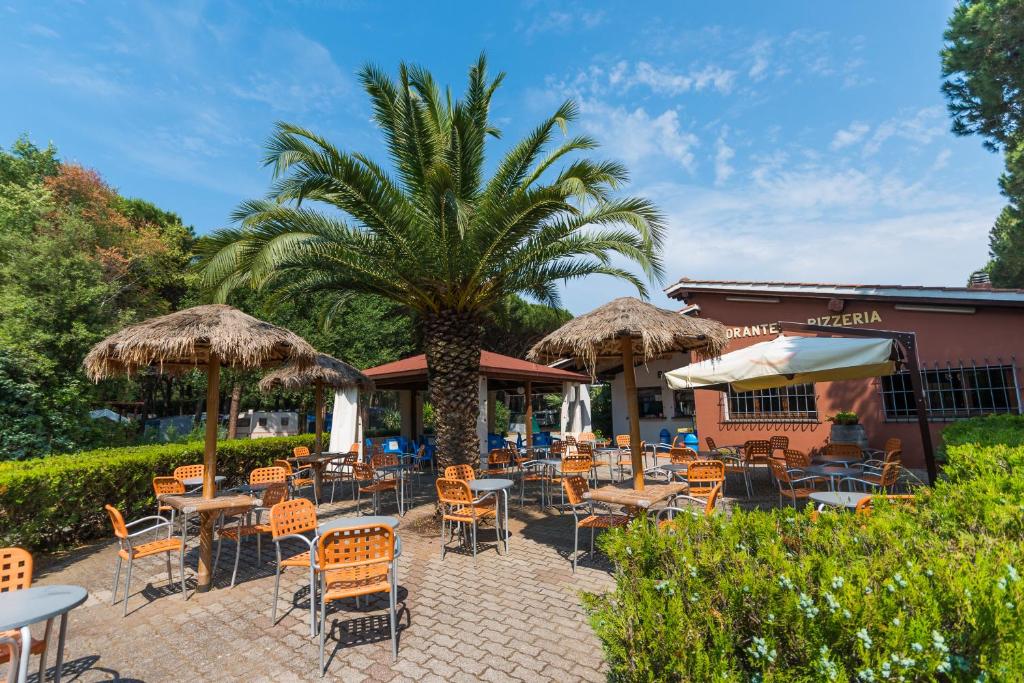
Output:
[725,383,817,421]
[880,362,1021,420]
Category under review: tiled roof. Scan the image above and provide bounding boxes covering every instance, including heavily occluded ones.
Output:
[363,350,590,383]
[665,278,1024,307]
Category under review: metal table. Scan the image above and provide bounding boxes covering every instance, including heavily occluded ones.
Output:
[809,491,870,511]
[291,453,346,502]
[813,455,864,467]
[180,475,225,489]
[803,465,862,491]
[468,478,513,554]
[0,584,87,683]
[532,459,562,508]
[318,515,400,533]
[654,462,689,481]
[376,463,415,515]
[158,493,255,591]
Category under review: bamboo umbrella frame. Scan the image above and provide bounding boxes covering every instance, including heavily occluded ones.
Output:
[529,297,727,490]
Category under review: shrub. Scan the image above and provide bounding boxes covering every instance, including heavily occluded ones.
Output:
[0,434,317,551]
[584,415,1024,681]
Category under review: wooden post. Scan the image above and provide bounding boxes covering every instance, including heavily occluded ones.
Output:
[197,353,221,592]
[314,382,324,455]
[525,381,533,449]
[621,337,644,491]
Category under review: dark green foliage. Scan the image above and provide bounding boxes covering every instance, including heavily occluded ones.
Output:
[0,434,317,551]
[584,415,1024,681]
[589,383,612,437]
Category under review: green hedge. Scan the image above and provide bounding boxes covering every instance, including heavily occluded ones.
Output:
[584,415,1024,681]
[0,434,317,551]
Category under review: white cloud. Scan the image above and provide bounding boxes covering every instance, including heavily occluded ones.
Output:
[579,102,699,171]
[830,122,870,150]
[26,23,59,38]
[862,107,945,156]
[551,60,736,99]
[748,39,771,81]
[521,7,605,38]
[714,129,734,186]
[931,148,952,171]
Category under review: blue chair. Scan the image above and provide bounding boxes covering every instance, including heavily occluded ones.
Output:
[487,433,507,452]
[383,437,404,455]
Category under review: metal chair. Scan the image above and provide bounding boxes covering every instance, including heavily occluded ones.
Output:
[560,476,629,572]
[324,453,358,504]
[104,504,186,616]
[152,476,185,528]
[444,464,476,481]
[274,458,316,499]
[854,493,916,515]
[317,524,398,675]
[436,478,496,559]
[482,449,515,478]
[216,482,289,588]
[0,548,51,680]
[783,448,812,469]
[173,464,205,493]
[768,460,824,509]
[554,454,596,504]
[658,483,722,526]
[686,460,725,501]
[841,461,902,494]
[269,498,319,637]
[353,463,398,515]
[769,435,789,459]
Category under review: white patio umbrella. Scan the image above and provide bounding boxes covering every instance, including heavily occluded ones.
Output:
[665,335,899,391]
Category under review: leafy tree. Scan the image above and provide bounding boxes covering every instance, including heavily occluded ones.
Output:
[199,55,663,469]
[942,0,1024,286]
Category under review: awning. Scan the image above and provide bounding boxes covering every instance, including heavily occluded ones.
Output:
[664,334,900,392]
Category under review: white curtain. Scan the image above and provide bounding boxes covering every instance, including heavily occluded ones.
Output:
[578,385,593,433]
[329,387,359,454]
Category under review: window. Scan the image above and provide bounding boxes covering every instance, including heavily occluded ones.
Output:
[881,364,1020,420]
[726,384,817,421]
[281,417,289,426]
[673,389,695,418]
[637,387,665,418]
[258,417,268,427]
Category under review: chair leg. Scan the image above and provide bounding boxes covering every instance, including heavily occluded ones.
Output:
[440,516,446,560]
[318,589,327,677]
[180,546,187,600]
[471,521,477,559]
[572,524,579,573]
[230,536,241,588]
[271,552,281,626]
[166,553,172,583]
[590,525,596,559]
[389,585,398,662]
[111,556,122,605]
[309,564,317,639]
[122,559,133,617]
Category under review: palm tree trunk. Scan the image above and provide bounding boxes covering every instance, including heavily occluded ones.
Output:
[226,383,242,439]
[424,310,482,471]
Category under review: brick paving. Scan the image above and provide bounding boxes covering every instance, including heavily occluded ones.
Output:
[22,462,780,682]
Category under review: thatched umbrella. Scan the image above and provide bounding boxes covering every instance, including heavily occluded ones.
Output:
[259,352,373,455]
[528,297,727,490]
[84,304,315,590]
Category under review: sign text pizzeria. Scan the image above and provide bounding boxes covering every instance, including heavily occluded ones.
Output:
[724,310,883,340]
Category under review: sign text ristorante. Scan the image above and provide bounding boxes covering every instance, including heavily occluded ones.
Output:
[724,310,883,340]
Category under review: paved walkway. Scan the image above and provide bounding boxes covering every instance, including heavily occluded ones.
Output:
[23,463,779,682]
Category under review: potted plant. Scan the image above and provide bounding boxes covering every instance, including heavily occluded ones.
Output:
[826,410,868,449]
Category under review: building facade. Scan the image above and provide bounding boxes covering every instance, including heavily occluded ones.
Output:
[655,280,1024,470]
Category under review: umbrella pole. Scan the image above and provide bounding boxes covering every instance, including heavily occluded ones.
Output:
[197,353,221,593]
[525,381,533,449]
[313,382,325,502]
[621,338,644,491]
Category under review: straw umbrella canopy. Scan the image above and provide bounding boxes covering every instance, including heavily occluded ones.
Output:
[84,304,315,592]
[528,297,727,490]
[259,353,374,456]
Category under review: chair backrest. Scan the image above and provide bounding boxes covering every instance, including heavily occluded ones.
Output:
[342,452,359,466]
[561,476,589,506]
[744,440,773,463]
[173,464,204,481]
[615,434,631,449]
[353,462,376,481]
[783,449,810,469]
[318,524,394,570]
[687,460,725,494]
[371,453,398,469]
[104,504,129,539]
[371,444,384,458]
[349,443,361,454]
[261,482,290,508]
[550,441,564,455]
[855,493,916,515]
[823,442,862,459]
[153,476,185,498]
[435,478,473,505]
[561,454,593,474]
[879,461,901,487]
[273,459,294,475]
[576,442,593,456]
[768,458,793,484]
[488,449,510,466]
[564,435,577,446]
[884,448,903,465]
[269,498,317,538]
[0,547,33,592]
[444,464,476,481]
[293,446,310,458]
[769,436,789,453]
[250,466,288,486]
[703,483,722,515]
[578,431,596,444]
[705,436,718,451]
[670,447,698,464]
[883,437,902,454]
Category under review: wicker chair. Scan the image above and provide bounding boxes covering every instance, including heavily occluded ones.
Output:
[269,498,319,636]
[863,437,902,461]
[317,524,398,675]
[816,442,864,464]
[436,478,497,559]
[0,548,51,680]
[705,436,737,456]
[783,449,811,469]
[768,460,823,509]
[353,462,398,515]
[216,483,289,588]
[860,448,902,475]
[553,454,595,503]
[105,504,186,616]
[517,449,549,508]
[769,435,789,459]
[560,476,629,572]
[657,483,722,527]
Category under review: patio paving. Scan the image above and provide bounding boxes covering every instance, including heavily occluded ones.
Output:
[24,463,779,682]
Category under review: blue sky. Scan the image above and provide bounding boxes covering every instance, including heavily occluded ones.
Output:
[0,1,1005,313]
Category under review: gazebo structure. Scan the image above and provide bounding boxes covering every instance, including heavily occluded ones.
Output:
[357,350,592,458]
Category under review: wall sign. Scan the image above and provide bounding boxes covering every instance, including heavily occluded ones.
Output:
[724,310,883,340]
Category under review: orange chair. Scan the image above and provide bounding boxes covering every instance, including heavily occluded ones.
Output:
[317,524,398,673]
[152,476,185,525]
[816,442,864,464]
[444,464,476,481]
[269,498,319,636]
[670,447,699,464]
[705,436,737,456]
[560,476,629,572]
[436,478,497,559]
[216,483,289,587]
[353,463,398,515]
[658,483,723,527]
[863,437,901,461]
[293,446,311,458]
[516,449,550,508]
[0,548,51,680]
[275,458,316,500]
[482,449,515,477]
[251,466,288,487]
[783,449,812,469]
[841,461,902,494]
[105,504,186,616]
[322,453,358,504]
[577,431,596,445]
[686,460,725,501]
[854,494,916,515]
[769,435,789,459]
[768,460,824,509]
[614,435,645,481]
[173,464,206,492]
[860,448,902,475]
[553,454,596,503]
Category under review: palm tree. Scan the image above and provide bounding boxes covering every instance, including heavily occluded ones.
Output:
[198,55,665,470]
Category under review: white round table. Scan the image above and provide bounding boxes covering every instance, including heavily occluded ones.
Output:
[810,491,870,511]
[0,584,87,683]
[468,478,513,554]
